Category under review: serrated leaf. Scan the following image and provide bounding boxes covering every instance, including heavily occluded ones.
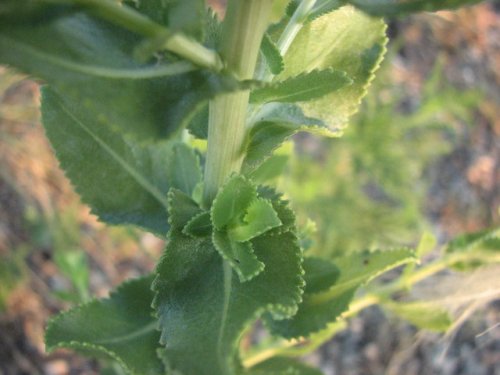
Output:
[267,249,416,338]
[0,0,72,24]
[41,89,171,236]
[446,228,500,253]
[308,1,345,20]
[243,103,325,175]
[285,0,344,22]
[183,211,212,238]
[45,275,163,375]
[166,143,202,197]
[382,300,452,332]
[205,7,222,49]
[125,0,206,40]
[276,5,388,135]
[214,230,265,282]
[258,187,297,236]
[0,11,235,142]
[303,257,340,294]
[153,193,304,375]
[211,175,258,230]
[260,34,284,76]
[249,154,290,183]
[250,69,351,104]
[270,0,292,24]
[445,228,500,271]
[348,0,483,16]
[229,198,282,243]
[248,357,324,375]
[167,189,202,230]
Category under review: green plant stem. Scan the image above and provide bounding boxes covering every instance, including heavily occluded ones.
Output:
[203,0,273,204]
[277,0,317,56]
[43,0,223,70]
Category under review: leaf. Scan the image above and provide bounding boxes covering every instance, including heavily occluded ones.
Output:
[249,154,290,183]
[205,6,222,49]
[45,275,163,375]
[229,198,282,243]
[213,230,265,282]
[211,177,285,281]
[445,228,500,271]
[260,34,284,76]
[153,192,304,375]
[166,143,202,197]
[183,211,212,238]
[243,103,326,175]
[416,231,437,258]
[303,257,340,294]
[270,0,293,24]
[0,0,73,24]
[125,0,206,40]
[381,300,453,332]
[446,228,500,254]
[167,189,202,230]
[258,187,297,236]
[0,11,234,142]
[308,1,345,20]
[187,104,210,139]
[267,249,416,338]
[251,69,351,104]
[248,357,324,375]
[347,0,483,16]
[276,5,388,135]
[211,175,257,230]
[41,89,171,236]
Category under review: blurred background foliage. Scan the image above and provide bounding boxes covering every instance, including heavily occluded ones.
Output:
[282,56,483,258]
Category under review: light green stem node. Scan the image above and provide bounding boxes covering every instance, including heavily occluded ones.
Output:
[203,0,274,205]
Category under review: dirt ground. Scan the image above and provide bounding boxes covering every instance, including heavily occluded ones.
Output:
[0,1,499,375]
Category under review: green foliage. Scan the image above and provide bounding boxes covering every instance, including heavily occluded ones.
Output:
[381,300,452,332]
[274,5,388,136]
[260,34,284,76]
[267,249,416,338]
[285,59,482,257]
[347,0,483,16]
[46,275,163,375]
[153,188,304,375]
[250,69,351,104]
[0,1,495,375]
[41,89,173,236]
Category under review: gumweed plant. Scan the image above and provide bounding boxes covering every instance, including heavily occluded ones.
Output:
[0,0,498,374]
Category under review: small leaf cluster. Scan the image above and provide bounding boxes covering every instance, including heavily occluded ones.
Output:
[0,0,493,375]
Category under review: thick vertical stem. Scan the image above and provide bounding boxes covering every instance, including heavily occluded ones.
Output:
[203,0,273,205]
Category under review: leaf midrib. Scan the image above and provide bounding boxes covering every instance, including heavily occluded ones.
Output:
[0,35,196,79]
[94,321,158,345]
[254,74,347,103]
[217,259,233,374]
[55,96,169,209]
